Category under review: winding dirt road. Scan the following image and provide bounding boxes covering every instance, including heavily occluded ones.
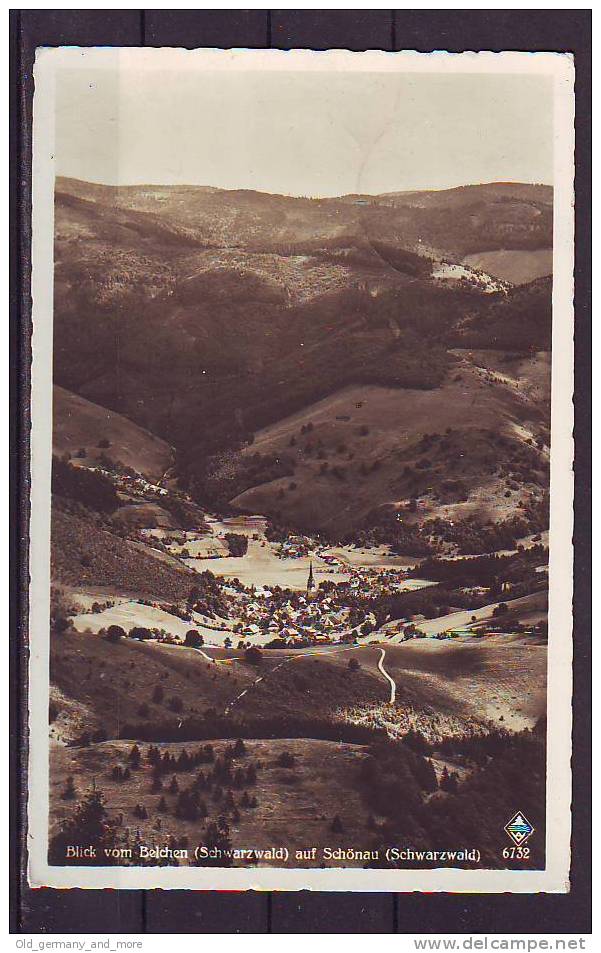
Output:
[377,648,396,704]
[159,639,398,713]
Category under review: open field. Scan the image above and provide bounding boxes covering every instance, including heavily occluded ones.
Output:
[186,540,348,590]
[326,546,418,570]
[179,519,429,589]
[386,634,546,728]
[341,634,547,737]
[53,385,173,482]
[463,248,552,286]
[71,601,230,640]
[179,515,348,589]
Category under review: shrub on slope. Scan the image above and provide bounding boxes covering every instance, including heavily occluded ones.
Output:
[52,455,119,513]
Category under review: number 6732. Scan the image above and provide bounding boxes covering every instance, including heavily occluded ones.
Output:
[502,845,530,859]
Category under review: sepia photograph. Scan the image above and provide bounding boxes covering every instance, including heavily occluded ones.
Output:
[27,47,575,892]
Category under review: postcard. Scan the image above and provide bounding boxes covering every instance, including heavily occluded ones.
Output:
[27,47,574,892]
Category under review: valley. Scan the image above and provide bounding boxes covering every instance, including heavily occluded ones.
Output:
[48,178,551,870]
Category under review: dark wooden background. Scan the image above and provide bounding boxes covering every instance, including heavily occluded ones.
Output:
[10,9,591,935]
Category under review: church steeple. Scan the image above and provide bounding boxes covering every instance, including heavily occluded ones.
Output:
[306,560,315,595]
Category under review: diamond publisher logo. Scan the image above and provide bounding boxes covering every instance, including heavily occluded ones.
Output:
[504,811,535,846]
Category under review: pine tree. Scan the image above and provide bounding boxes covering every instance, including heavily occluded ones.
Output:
[61,775,77,800]
[49,788,119,866]
[196,820,232,867]
[233,738,247,757]
[414,756,439,793]
[128,744,141,769]
[150,773,162,794]
[440,766,459,793]
[224,789,236,811]
[152,684,164,704]
[147,745,160,765]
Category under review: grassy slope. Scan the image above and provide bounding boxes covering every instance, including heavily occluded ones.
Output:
[463,249,553,285]
[50,737,371,867]
[53,385,173,482]
[51,633,258,741]
[51,628,545,746]
[232,352,550,533]
[381,635,547,732]
[464,350,551,407]
[50,632,387,742]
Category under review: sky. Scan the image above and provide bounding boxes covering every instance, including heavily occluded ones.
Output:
[54,56,554,197]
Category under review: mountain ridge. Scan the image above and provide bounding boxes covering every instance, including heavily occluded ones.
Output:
[56,175,552,202]
[53,175,552,535]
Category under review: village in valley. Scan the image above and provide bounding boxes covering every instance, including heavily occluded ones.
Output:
[64,449,547,655]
